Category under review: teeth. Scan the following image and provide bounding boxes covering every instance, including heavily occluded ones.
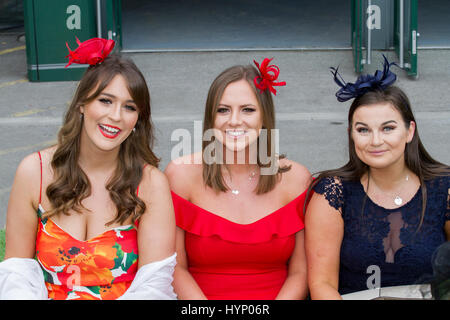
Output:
[100,124,120,134]
[227,130,245,136]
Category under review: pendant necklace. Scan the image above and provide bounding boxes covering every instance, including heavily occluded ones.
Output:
[229,171,257,195]
[393,174,409,205]
[369,171,409,206]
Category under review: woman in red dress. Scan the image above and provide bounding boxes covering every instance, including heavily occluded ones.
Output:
[165,59,312,300]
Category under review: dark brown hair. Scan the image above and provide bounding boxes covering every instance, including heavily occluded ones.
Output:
[306,86,450,228]
[45,54,159,225]
[202,64,290,194]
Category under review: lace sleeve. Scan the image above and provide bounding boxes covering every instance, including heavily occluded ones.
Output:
[313,176,344,213]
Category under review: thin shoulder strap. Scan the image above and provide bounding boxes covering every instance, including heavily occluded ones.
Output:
[37,151,43,205]
[136,163,149,197]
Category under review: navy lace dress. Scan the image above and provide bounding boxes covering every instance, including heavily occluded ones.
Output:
[313,175,450,295]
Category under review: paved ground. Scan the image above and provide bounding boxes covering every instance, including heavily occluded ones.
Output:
[1,29,449,228]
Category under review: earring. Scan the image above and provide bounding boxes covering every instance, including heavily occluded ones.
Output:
[132,127,136,133]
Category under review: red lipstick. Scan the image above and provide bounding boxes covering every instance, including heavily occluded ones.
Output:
[98,124,121,139]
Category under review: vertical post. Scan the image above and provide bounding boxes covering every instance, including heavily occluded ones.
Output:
[399,0,404,68]
[96,0,102,38]
[367,0,372,65]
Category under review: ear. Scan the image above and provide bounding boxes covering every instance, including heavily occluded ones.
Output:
[407,121,415,143]
[79,105,84,114]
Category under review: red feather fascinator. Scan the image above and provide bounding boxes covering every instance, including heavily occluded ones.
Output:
[65,37,115,68]
[253,58,286,95]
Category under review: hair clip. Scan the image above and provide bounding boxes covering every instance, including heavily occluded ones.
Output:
[330,55,397,102]
[65,37,115,68]
[253,58,286,95]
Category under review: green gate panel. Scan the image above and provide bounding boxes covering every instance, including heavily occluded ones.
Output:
[352,0,418,77]
[351,0,364,73]
[394,0,418,77]
[24,0,121,82]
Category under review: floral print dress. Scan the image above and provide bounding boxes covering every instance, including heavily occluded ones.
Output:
[35,206,138,300]
[34,152,139,300]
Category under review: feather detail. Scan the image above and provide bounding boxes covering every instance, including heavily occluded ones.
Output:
[64,37,115,68]
[331,55,398,102]
[253,58,286,95]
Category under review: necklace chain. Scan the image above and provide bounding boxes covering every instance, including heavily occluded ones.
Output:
[368,172,410,206]
[229,171,257,195]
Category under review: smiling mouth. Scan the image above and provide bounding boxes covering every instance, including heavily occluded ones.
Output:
[369,150,387,155]
[98,124,121,139]
[226,130,246,139]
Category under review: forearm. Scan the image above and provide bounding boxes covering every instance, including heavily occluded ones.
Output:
[275,272,308,300]
[308,282,342,300]
[172,267,207,300]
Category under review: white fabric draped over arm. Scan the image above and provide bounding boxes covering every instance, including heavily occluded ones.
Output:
[0,258,48,300]
[118,253,178,300]
[0,254,178,300]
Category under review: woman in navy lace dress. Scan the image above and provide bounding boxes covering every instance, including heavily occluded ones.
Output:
[305,56,450,299]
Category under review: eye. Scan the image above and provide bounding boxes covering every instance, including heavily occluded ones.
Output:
[242,107,256,113]
[124,104,137,112]
[99,98,112,104]
[216,107,229,114]
[356,127,369,134]
[383,126,395,132]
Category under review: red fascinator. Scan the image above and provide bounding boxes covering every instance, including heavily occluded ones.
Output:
[65,37,115,68]
[253,58,286,95]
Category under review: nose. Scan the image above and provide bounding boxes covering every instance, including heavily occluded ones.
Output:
[371,131,383,146]
[108,103,121,122]
[229,109,242,126]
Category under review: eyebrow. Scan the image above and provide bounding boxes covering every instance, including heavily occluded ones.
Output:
[217,103,257,108]
[355,120,397,126]
[101,92,136,104]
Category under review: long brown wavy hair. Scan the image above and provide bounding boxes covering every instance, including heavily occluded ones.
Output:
[306,86,450,229]
[45,54,159,225]
[202,64,290,195]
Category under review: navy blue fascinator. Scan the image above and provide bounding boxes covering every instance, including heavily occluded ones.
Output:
[331,55,398,102]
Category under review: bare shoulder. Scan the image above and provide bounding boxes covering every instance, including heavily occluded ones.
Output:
[280,158,312,184]
[38,145,57,160]
[14,145,57,186]
[15,152,41,179]
[12,149,52,209]
[135,165,172,214]
[141,164,170,193]
[165,152,202,172]
[163,152,203,197]
[279,158,312,195]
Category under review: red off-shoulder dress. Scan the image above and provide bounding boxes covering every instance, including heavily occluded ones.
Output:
[172,190,308,300]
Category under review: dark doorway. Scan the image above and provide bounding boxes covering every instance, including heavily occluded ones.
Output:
[121,0,352,51]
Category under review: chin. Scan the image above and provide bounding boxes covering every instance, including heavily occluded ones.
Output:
[362,158,403,170]
[224,143,247,153]
[226,139,260,152]
[92,139,124,152]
